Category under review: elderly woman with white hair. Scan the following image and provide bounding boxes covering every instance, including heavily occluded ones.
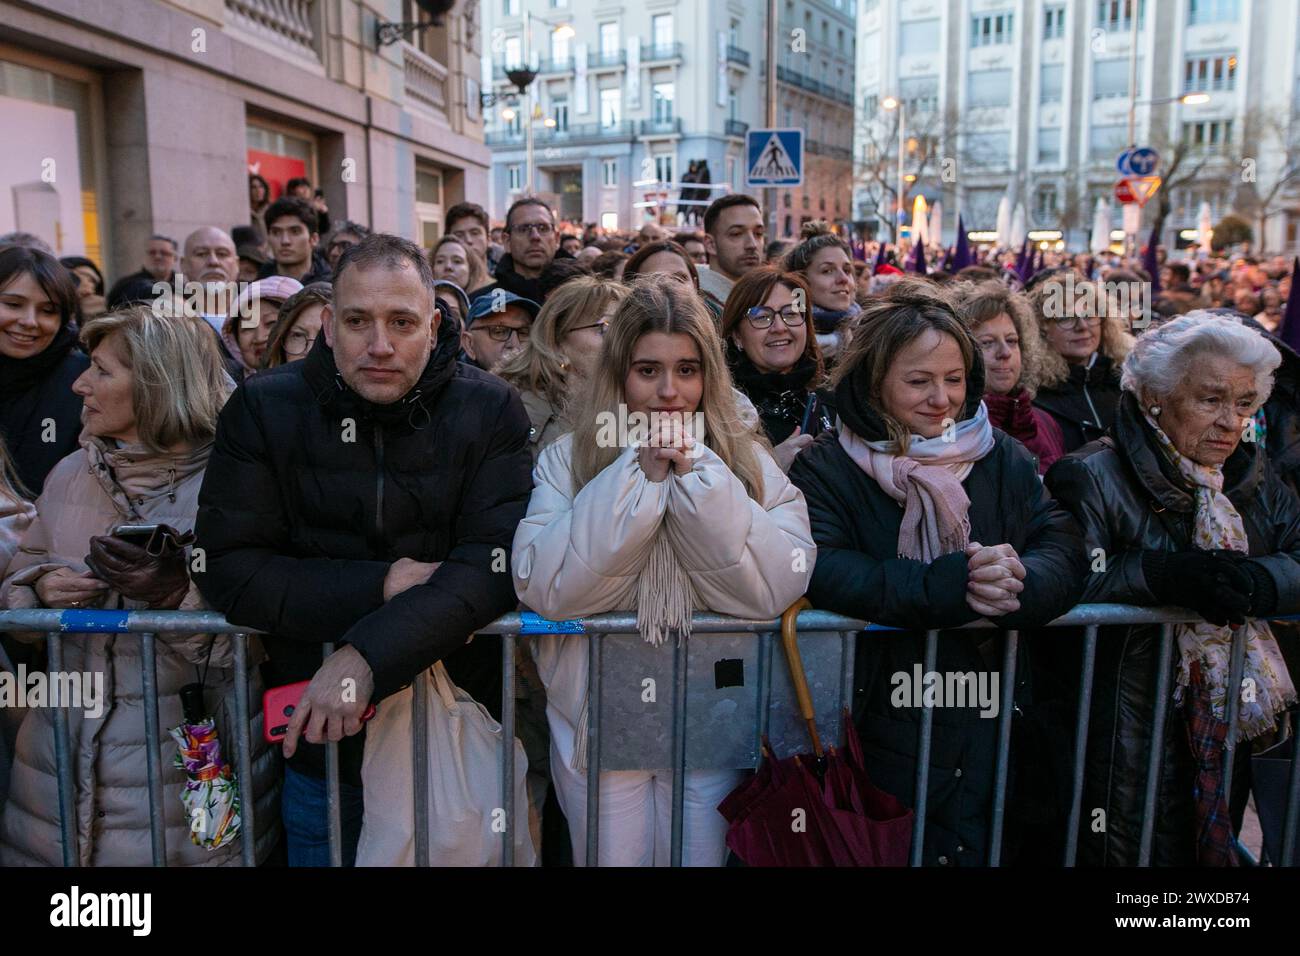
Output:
[1046,312,1300,867]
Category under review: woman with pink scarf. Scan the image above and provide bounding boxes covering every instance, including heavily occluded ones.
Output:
[788,277,1086,867]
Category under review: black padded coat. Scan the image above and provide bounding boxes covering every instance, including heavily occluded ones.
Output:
[789,380,1086,866]
[193,318,533,783]
[1045,391,1300,865]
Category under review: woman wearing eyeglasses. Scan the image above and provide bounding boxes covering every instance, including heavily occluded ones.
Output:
[1028,276,1134,453]
[496,276,628,463]
[722,267,835,473]
[262,282,332,369]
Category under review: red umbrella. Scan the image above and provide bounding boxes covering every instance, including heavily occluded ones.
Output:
[718,600,913,866]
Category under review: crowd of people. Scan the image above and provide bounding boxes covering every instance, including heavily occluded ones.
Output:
[0,177,1297,869]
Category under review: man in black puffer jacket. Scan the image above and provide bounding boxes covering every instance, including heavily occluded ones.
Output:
[194,234,532,866]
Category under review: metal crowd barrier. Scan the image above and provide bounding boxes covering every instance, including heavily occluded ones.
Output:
[1,605,1298,868]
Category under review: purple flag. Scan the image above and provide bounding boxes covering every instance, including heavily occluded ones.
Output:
[1142,223,1161,301]
[949,215,972,273]
[1015,239,1032,284]
[874,241,887,273]
[909,238,927,274]
[1281,257,1300,353]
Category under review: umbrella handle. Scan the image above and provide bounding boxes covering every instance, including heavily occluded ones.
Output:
[780,598,823,758]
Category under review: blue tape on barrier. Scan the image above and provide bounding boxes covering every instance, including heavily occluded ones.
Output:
[518,612,585,635]
[60,610,133,633]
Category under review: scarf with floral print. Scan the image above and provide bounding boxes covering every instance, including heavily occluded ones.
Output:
[1146,413,1296,740]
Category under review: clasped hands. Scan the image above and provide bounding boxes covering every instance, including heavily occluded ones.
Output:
[965,541,1025,618]
[636,415,698,482]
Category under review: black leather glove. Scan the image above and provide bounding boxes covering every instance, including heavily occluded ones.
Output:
[1207,549,1279,617]
[85,526,193,609]
[1142,549,1254,627]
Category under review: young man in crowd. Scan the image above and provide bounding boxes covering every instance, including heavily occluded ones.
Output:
[468,198,558,305]
[673,231,709,265]
[460,290,539,372]
[262,196,331,285]
[446,201,494,273]
[698,193,766,314]
[193,233,532,866]
[286,175,332,236]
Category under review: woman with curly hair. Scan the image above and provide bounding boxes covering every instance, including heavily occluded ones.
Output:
[958,281,1064,474]
[1028,275,1135,453]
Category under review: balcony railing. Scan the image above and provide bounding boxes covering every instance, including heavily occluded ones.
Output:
[725,119,750,138]
[807,140,854,162]
[224,0,318,61]
[639,117,683,136]
[726,45,751,68]
[641,42,684,62]
[486,120,636,147]
[402,45,449,117]
[589,49,626,69]
[776,65,854,107]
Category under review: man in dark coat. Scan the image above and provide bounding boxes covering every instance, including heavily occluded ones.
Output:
[789,343,1086,866]
[193,234,532,866]
[468,198,557,305]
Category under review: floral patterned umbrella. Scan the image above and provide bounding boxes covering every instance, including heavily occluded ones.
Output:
[170,683,241,850]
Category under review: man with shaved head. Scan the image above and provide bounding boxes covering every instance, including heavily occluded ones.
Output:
[183,226,239,287]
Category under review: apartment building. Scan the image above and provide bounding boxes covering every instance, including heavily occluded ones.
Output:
[482,0,856,237]
[855,0,1300,252]
[0,0,488,277]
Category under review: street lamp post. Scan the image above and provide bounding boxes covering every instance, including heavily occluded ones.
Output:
[504,12,574,196]
[882,96,905,244]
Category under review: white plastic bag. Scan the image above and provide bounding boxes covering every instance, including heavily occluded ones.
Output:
[356,661,536,866]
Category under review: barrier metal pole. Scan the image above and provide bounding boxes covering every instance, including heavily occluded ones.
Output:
[140,632,167,866]
[839,630,856,725]
[232,634,256,867]
[412,656,430,868]
[322,642,343,868]
[909,629,940,866]
[585,632,603,867]
[1282,718,1300,866]
[500,633,517,868]
[758,630,774,755]
[1064,625,1099,866]
[47,631,78,867]
[669,633,687,867]
[1220,626,1248,823]
[1138,624,1175,866]
[987,630,1019,866]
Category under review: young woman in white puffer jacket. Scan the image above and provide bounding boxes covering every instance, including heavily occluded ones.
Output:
[512,279,815,866]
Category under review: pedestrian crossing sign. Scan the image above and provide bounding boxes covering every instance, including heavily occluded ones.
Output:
[746,128,804,187]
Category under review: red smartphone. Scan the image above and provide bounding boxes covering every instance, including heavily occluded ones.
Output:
[262,680,376,744]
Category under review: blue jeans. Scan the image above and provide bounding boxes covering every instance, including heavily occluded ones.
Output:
[282,765,365,867]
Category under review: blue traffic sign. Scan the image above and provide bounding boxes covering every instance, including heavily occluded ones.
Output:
[1127,147,1159,176]
[1118,146,1159,177]
[746,128,804,187]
